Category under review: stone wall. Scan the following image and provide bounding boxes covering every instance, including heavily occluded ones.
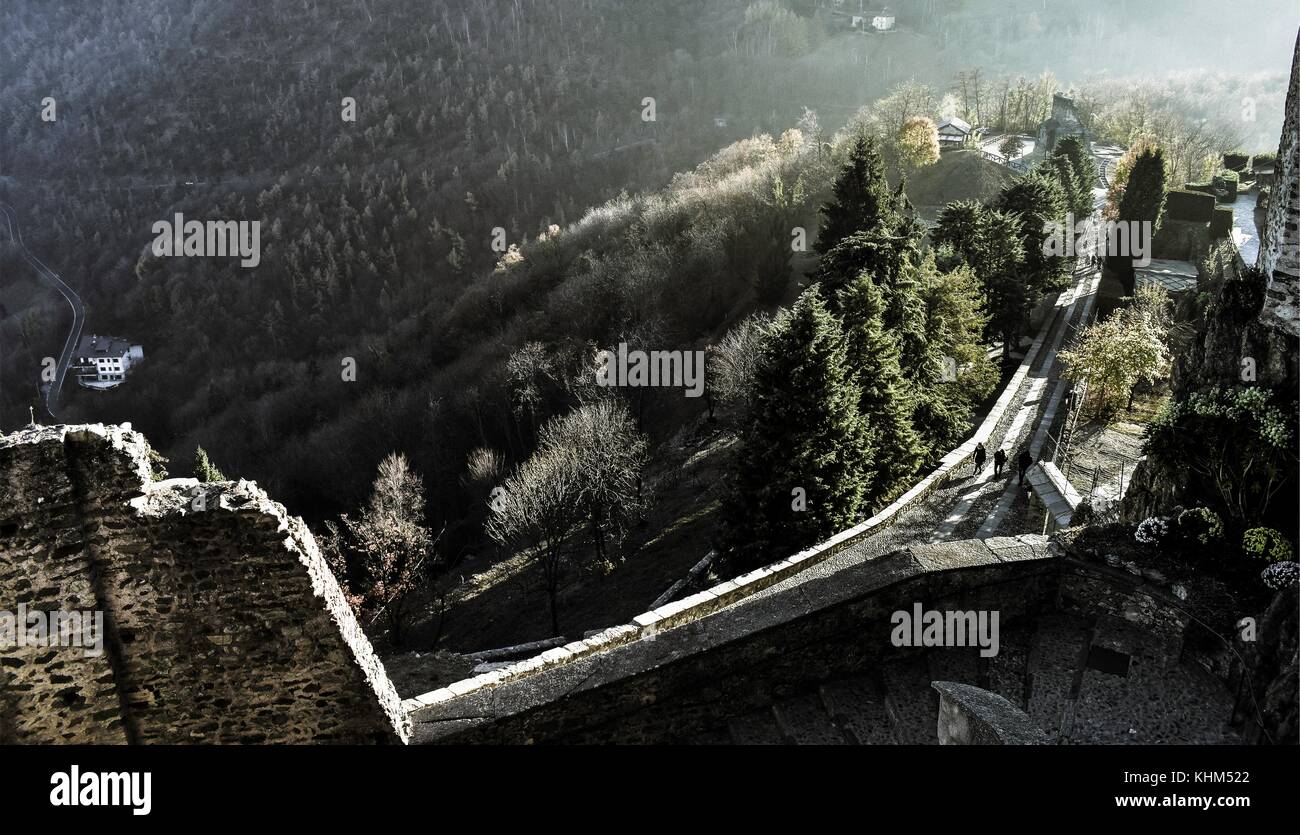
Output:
[408,536,1061,744]
[932,681,1048,744]
[408,536,1239,744]
[0,424,408,744]
[1259,31,1300,337]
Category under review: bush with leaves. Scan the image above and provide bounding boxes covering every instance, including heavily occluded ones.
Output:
[1243,527,1294,564]
[1144,386,1298,526]
[896,116,940,169]
[1135,516,1169,547]
[1174,506,1224,553]
[998,134,1025,162]
[1060,289,1171,420]
[1261,561,1299,591]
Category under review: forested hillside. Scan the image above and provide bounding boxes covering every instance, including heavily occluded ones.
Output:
[0,0,950,515]
[1,0,1295,649]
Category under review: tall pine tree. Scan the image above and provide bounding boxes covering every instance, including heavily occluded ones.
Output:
[815,134,893,256]
[1053,135,1097,218]
[723,287,872,566]
[1116,146,1168,231]
[1109,145,1168,285]
[837,274,922,500]
[996,169,1070,296]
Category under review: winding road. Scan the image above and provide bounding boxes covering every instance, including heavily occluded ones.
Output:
[1,202,84,418]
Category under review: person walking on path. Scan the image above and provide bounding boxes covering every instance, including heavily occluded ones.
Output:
[1016,449,1033,485]
[993,448,1007,478]
[973,442,987,475]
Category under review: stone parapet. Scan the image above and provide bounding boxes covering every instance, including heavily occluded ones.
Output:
[0,423,408,744]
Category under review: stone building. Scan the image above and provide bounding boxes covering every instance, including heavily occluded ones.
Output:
[1036,93,1087,155]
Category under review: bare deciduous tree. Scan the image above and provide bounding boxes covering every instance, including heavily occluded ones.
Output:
[486,399,648,634]
[323,452,435,647]
[706,312,772,418]
[485,443,584,636]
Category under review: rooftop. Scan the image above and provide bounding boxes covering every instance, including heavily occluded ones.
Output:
[938,116,972,134]
[76,334,132,358]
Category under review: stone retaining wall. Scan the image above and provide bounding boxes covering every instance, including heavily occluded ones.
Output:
[408,535,1059,743]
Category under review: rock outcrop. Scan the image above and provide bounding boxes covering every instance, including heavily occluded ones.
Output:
[1259,31,1300,336]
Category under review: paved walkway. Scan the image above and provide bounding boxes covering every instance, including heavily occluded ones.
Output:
[974,270,1099,538]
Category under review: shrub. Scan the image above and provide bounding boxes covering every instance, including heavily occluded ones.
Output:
[1211,207,1234,239]
[1222,153,1250,172]
[1252,152,1277,171]
[1261,561,1299,591]
[1164,188,1216,222]
[1243,527,1294,563]
[1135,516,1169,546]
[1176,506,1224,550]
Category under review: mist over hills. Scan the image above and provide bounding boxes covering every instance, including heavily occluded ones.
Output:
[0,0,1294,560]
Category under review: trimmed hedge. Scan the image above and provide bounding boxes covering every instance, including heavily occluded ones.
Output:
[1211,206,1234,238]
[1252,152,1277,171]
[1185,181,1216,196]
[1223,153,1250,172]
[1165,188,1216,222]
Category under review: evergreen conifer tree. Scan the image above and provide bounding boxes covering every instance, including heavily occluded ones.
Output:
[1054,135,1097,218]
[815,134,893,256]
[837,274,922,498]
[194,446,227,482]
[723,287,872,565]
[996,169,1070,296]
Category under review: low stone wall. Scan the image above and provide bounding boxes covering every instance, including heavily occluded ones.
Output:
[0,424,408,744]
[408,535,1058,743]
[409,540,1234,744]
[932,681,1048,744]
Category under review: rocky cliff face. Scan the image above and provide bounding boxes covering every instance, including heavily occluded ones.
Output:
[1259,31,1300,336]
[0,423,409,744]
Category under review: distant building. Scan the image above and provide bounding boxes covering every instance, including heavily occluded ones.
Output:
[872,7,895,30]
[73,334,144,390]
[937,116,973,149]
[1036,93,1088,155]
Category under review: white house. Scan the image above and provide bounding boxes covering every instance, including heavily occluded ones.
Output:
[872,7,896,30]
[937,116,973,149]
[73,334,144,390]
